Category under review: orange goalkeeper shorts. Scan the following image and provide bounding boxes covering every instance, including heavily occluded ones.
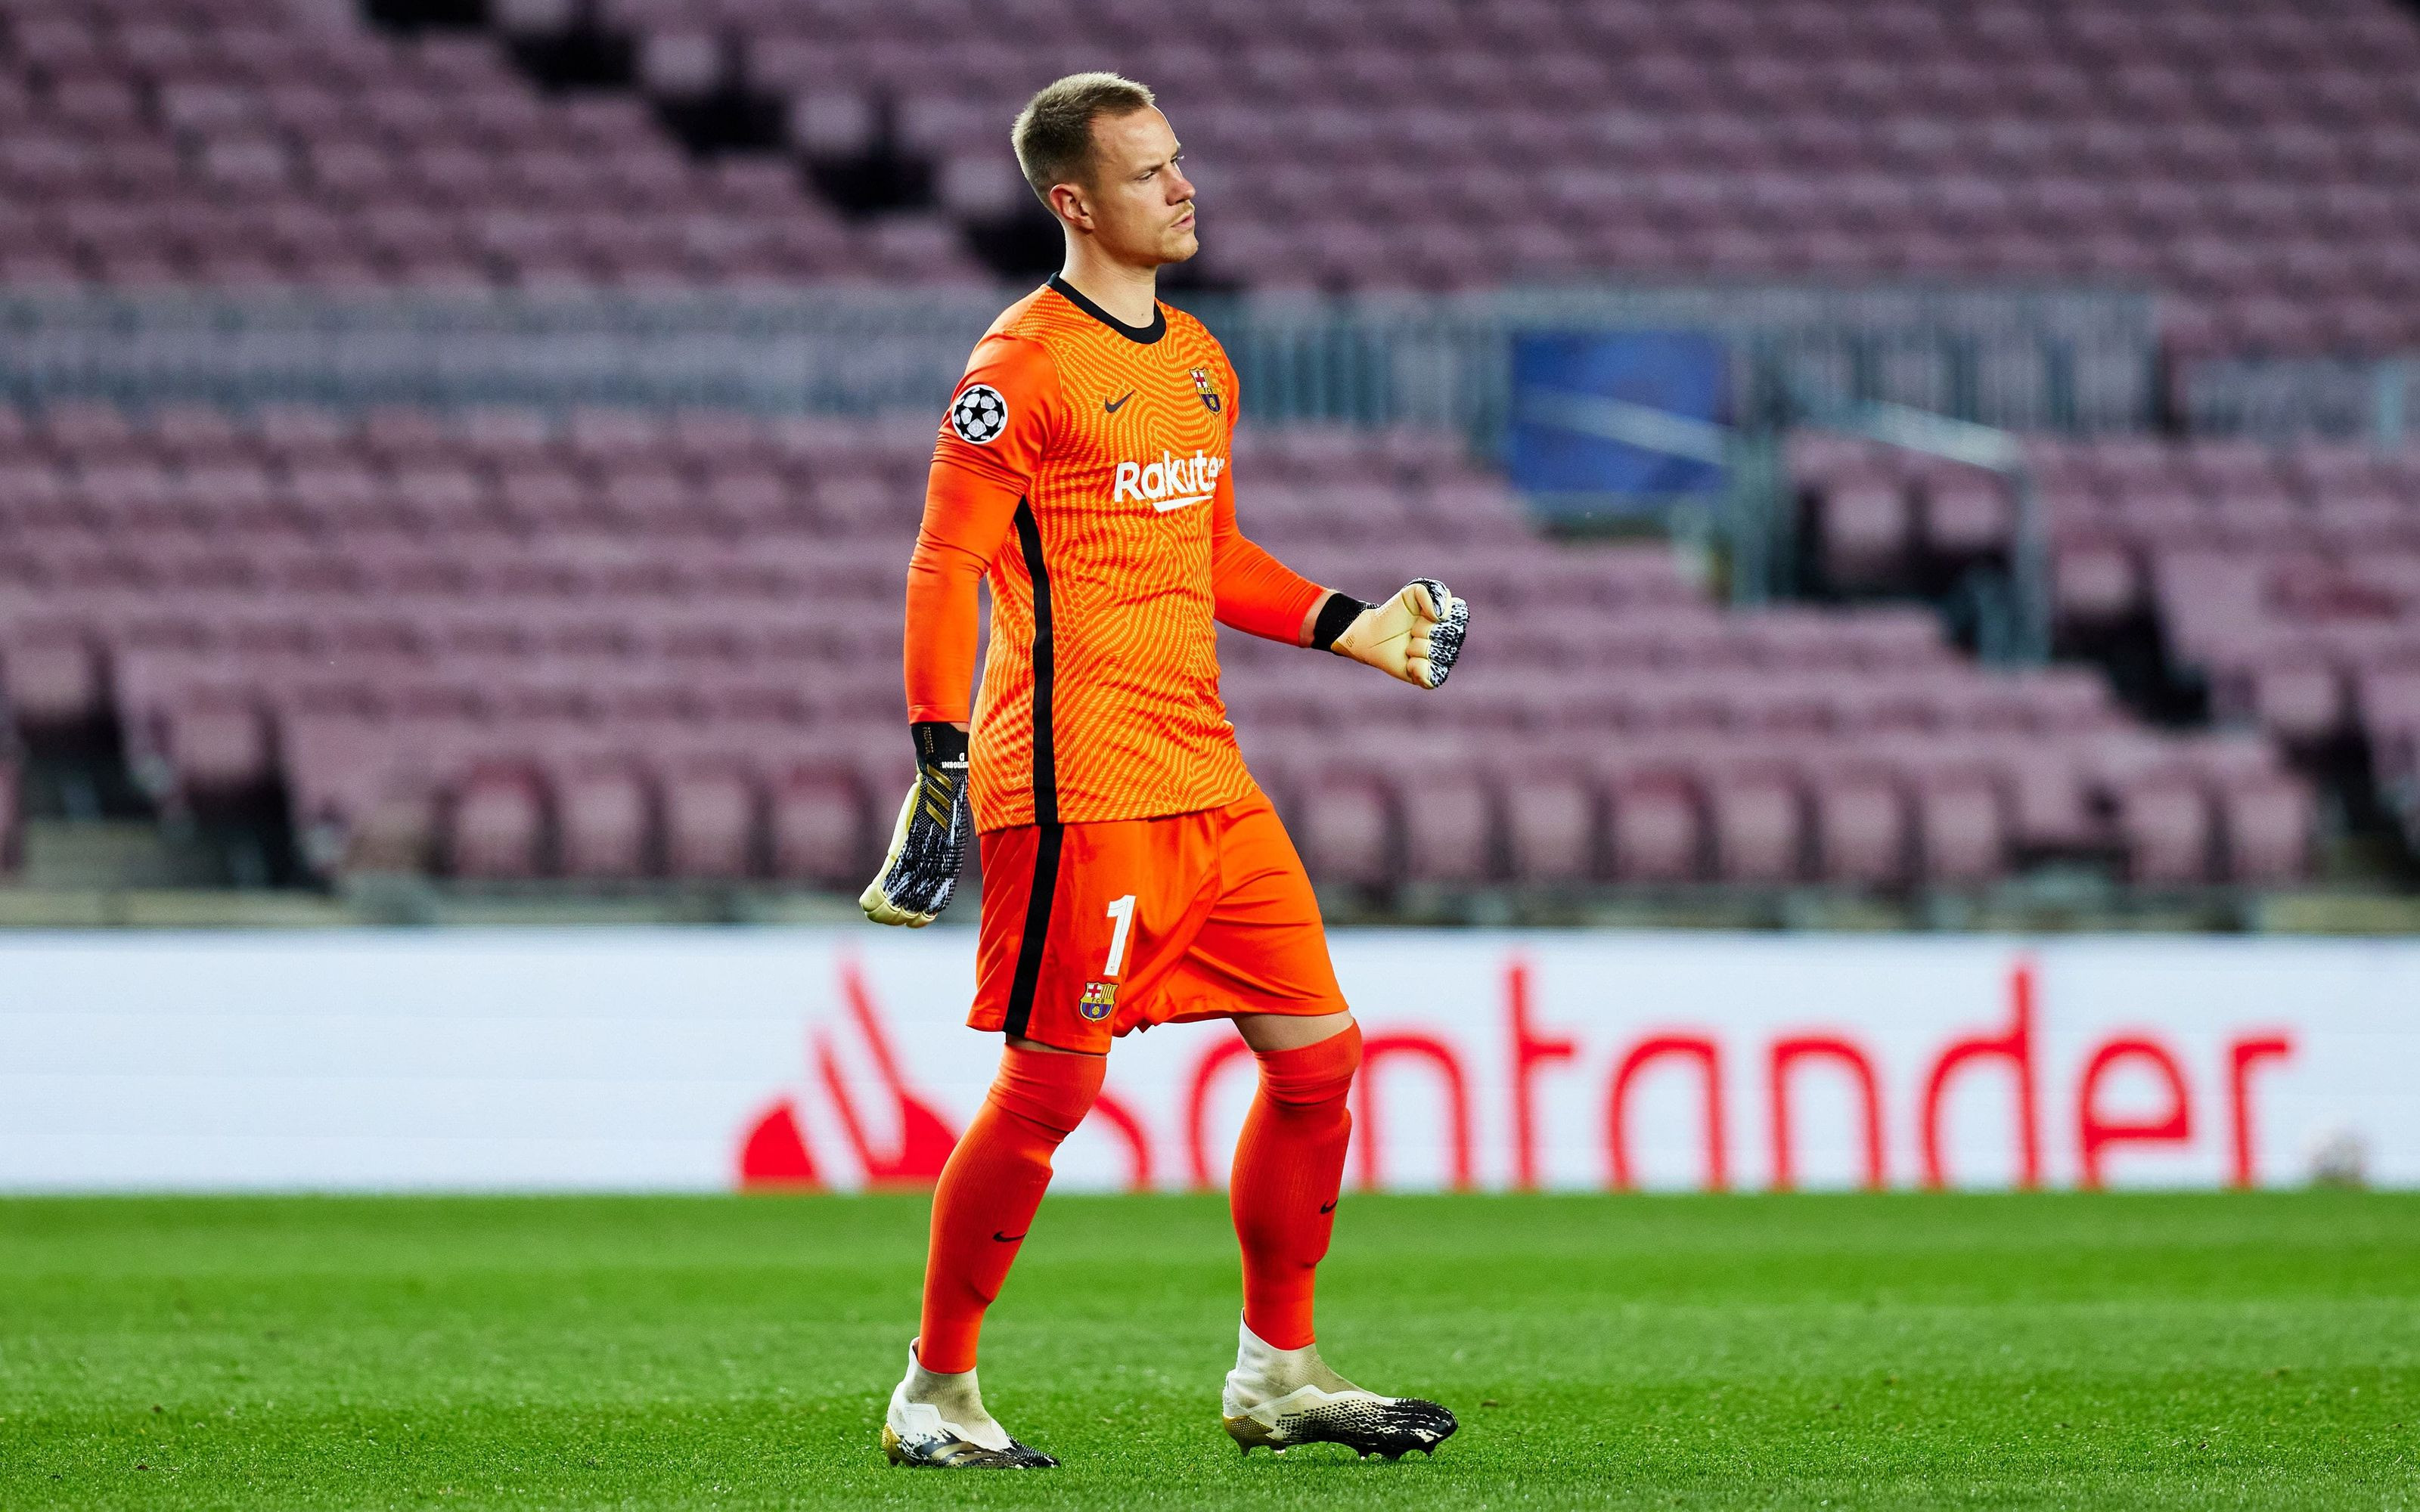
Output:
[968,788,1348,1055]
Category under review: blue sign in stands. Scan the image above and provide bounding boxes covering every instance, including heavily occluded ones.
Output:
[1509,330,1730,521]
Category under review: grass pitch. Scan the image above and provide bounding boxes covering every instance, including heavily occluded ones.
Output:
[0,1191,2414,1510]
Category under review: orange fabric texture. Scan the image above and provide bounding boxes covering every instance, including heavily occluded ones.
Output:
[916,1043,1105,1374]
[968,789,1348,1055]
[1231,1022,1364,1350]
[901,281,1330,831]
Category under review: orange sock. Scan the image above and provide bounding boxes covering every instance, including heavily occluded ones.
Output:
[915,1044,1103,1374]
[1230,1022,1363,1350]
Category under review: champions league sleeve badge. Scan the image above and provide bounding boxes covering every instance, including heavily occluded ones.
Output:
[949,383,1009,444]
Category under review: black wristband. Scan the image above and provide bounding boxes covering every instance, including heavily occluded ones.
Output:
[1311,592,1370,652]
[910,720,968,772]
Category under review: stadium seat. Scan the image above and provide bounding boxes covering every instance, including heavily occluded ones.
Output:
[769,762,870,887]
[1705,760,1807,885]
[1294,768,1396,889]
[1500,759,1600,885]
[449,764,551,880]
[2114,769,2217,886]
[1606,767,1702,885]
[160,683,275,798]
[1913,764,2009,886]
[1809,764,1912,888]
[0,618,104,729]
[556,758,655,880]
[2220,770,2318,885]
[1396,750,1498,886]
[663,758,761,880]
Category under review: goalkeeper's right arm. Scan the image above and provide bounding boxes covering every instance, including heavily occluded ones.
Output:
[867,460,1016,927]
[867,335,1059,925]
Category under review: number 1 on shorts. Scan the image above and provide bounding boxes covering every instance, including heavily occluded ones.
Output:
[1103,894,1135,977]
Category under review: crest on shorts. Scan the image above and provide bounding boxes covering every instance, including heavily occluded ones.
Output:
[949,383,1008,444]
[1190,367,1221,414]
[1078,980,1118,1021]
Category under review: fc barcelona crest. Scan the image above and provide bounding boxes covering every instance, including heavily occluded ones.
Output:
[1078,981,1119,1021]
[1190,367,1222,414]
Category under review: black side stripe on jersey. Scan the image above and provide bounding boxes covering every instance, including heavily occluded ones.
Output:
[1003,497,1060,1043]
[1012,499,1057,824]
[1001,822,1061,1042]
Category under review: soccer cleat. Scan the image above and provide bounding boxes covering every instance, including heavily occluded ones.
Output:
[858,722,973,928]
[1221,1318,1457,1460]
[881,1343,1058,1469]
[1329,579,1469,690]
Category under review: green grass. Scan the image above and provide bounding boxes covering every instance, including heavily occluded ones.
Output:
[0,1192,2415,1510]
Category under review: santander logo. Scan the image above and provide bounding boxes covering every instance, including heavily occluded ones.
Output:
[1111,450,1223,513]
[738,951,2308,1195]
[737,961,957,1190]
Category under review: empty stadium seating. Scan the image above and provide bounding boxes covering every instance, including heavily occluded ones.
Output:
[502,0,2420,355]
[0,0,986,290]
[1793,428,2420,851]
[0,398,2313,890]
[0,0,2373,897]
[9,0,2420,364]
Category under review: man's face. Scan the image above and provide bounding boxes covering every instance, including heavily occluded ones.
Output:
[1062,107,1196,266]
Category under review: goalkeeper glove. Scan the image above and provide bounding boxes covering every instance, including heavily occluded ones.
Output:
[859,721,972,927]
[1318,578,1468,689]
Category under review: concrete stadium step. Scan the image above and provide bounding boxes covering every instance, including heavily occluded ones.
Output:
[15,819,216,891]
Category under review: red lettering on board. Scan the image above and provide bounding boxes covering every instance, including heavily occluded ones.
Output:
[1087,1089,1156,1193]
[1768,1035,1885,1191]
[1185,1038,1255,1191]
[1920,959,2041,1189]
[2076,1035,2192,1188]
[1506,960,1577,1191]
[2227,1035,2294,1189]
[1608,1035,1727,1191]
[1354,1032,1475,1191]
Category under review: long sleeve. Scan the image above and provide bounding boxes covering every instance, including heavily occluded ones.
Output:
[902,460,1021,723]
[902,333,1063,723]
[1208,440,1330,645]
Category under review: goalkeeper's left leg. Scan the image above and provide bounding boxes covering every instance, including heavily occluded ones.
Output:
[1219,1018,1457,1458]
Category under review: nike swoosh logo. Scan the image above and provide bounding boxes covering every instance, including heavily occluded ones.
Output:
[992,1230,1026,1243]
[1318,1201,1336,1213]
[1104,391,1134,413]
[1150,493,1213,513]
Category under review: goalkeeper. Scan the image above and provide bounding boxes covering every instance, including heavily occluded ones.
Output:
[861,72,1466,1470]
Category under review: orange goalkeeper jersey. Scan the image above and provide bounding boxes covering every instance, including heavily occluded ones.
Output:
[902,277,1331,832]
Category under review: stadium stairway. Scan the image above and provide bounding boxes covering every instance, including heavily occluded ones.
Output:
[1786,428,2420,888]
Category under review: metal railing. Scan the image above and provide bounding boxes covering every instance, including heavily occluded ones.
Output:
[2178,355,2420,445]
[1202,284,2160,451]
[0,283,2161,453]
[1796,402,2049,667]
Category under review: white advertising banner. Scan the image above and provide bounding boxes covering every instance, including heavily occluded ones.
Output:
[0,929,2411,1194]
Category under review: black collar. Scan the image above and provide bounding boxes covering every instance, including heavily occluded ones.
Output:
[1047,274,1165,345]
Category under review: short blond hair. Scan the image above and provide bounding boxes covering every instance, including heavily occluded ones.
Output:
[1011,72,1156,205]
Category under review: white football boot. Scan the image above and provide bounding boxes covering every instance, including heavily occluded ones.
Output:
[881,1343,1057,1469]
[1221,1318,1457,1459]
